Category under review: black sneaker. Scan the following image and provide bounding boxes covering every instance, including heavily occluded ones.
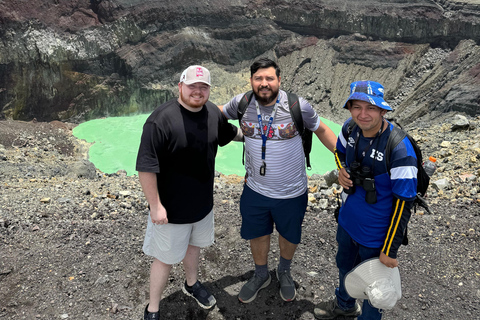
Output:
[238,273,271,303]
[314,298,361,319]
[144,304,159,320]
[182,280,216,309]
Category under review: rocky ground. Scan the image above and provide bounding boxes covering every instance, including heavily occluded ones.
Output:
[0,115,479,320]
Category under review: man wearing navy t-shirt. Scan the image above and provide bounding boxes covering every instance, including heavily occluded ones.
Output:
[314,81,418,320]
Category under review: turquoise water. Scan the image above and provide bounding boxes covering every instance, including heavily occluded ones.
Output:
[73,114,341,176]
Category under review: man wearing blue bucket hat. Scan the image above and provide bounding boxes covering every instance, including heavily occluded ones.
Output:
[342,81,393,111]
[314,81,417,319]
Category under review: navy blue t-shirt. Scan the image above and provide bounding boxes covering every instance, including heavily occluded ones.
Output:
[336,118,417,248]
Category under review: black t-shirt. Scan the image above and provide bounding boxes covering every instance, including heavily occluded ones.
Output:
[136,98,237,223]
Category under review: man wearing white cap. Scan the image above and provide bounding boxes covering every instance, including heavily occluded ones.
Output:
[136,65,242,319]
[314,81,418,319]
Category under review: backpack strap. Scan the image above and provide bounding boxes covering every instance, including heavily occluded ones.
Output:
[347,118,357,135]
[287,93,313,170]
[385,125,430,202]
[237,91,254,123]
[237,91,254,165]
[385,126,407,173]
[288,93,303,134]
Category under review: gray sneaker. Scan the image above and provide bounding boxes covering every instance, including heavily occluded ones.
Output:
[238,273,271,303]
[276,268,296,301]
[314,298,361,319]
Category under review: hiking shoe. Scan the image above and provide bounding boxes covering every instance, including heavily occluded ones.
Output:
[276,268,296,301]
[314,298,361,319]
[182,280,216,309]
[144,304,159,320]
[238,273,271,303]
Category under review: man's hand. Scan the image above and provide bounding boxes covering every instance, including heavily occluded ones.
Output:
[150,204,168,225]
[233,127,244,141]
[380,252,398,268]
[338,167,353,191]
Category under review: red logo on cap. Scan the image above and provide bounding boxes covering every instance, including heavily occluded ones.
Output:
[196,67,204,77]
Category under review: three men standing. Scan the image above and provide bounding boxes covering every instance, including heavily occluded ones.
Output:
[137,61,413,320]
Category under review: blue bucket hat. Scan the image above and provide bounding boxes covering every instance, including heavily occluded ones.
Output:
[343,81,392,111]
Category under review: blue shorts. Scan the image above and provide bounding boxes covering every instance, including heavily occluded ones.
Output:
[240,184,308,244]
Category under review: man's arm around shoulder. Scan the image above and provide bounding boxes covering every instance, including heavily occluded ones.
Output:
[218,105,243,142]
[314,121,337,153]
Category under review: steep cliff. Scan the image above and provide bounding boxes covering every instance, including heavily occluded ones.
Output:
[0,0,479,124]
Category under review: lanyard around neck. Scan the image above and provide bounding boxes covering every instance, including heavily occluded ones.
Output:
[354,119,385,163]
[255,99,279,160]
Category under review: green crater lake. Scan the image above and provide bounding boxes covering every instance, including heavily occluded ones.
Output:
[73,114,341,176]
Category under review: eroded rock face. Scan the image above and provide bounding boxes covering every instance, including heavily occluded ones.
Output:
[0,0,479,123]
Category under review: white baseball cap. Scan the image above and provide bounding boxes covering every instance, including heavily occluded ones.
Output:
[179,65,211,86]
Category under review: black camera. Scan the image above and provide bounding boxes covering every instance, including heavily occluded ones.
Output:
[344,162,377,204]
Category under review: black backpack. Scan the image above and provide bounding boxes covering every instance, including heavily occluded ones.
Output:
[347,119,432,213]
[236,91,313,170]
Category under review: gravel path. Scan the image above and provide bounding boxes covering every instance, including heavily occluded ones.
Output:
[0,118,479,319]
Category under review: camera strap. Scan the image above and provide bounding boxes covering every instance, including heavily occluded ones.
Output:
[354,119,385,171]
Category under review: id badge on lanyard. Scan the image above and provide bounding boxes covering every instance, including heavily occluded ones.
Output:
[256,99,279,176]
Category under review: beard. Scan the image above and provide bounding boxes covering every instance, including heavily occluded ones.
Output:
[179,89,207,109]
[253,86,279,106]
